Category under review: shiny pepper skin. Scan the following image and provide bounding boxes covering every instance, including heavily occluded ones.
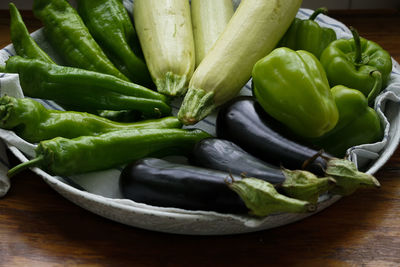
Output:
[252,47,339,138]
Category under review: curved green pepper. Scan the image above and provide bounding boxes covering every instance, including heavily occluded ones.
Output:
[33,0,128,81]
[278,8,337,58]
[8,128,211,177]
[252,47,338,138]
[312,84,383,157]
[0,95,181,143]
[5,56,171,117]
[76,0,153,88]
[320,27,392,103]
[9,3,54,64]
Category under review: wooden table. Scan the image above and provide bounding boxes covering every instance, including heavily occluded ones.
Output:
[1,9,400,266]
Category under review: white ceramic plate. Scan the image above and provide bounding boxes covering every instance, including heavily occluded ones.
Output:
[1,6,400,235]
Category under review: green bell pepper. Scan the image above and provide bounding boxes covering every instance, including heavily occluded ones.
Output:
[252,47,338,138]
[311,84,383,157]
[320,27,392,104]
[278,7,337,58]
[76,0,153,88]
[33,0,128,81]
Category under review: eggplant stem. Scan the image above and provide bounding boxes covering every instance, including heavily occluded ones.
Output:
[309,7,328,21]
[7,155,44,178]
[302,149,325,170]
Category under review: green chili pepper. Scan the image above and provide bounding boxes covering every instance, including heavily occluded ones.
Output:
[8,5,141,122]
[33,0,128,81]
[8,128,211,177]
[311,82,383,157]
[0,95,181,143]
[76,0,152,88]
[320,27,392,103]
[5,56,171,117]
[252,47,338,138]
[278,7,337,58]
[9,3,54,64]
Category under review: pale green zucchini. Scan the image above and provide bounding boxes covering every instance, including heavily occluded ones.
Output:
[133,0,195,97]
[178,0,302,125]
[191,0,234,67]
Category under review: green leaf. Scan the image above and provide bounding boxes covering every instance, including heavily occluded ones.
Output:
[228,178,316,217]
[325,158,380,195]
[282,169,336,204]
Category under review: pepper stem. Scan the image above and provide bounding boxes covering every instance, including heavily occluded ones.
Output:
[7,155,44,178]
[309,7,328,21]
[350,27,363,64]
[367,71,383,106]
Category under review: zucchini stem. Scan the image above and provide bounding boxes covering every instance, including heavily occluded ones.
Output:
[178,87,216,125]
[155,72,189,97]
[7,155,44,178]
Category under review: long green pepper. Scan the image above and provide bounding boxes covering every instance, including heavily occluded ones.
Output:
[8,128,211,177]
[5,56,171,117]
[33,0,128,81]
[0,96,181,143]
[77,0,153,88]
[9,3,54,64]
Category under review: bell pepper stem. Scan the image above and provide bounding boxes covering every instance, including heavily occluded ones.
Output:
[350,27,362,64]
[309,7,328,21]
[7,155,44,178]
[367,71,383,106]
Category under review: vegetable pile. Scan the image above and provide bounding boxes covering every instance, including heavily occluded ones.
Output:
[0,0,391,218]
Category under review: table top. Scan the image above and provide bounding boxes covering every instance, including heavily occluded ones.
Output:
[1,9,400,267]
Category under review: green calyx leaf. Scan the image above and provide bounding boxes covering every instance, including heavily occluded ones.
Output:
[325,158,380,195]
[228,178,316,217]
[281,169,336,204]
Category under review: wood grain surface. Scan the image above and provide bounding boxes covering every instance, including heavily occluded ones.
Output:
[1,9,400,267]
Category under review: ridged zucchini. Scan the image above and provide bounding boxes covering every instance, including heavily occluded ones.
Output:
[191,0,234,67]
[133,0,195,97]
[178,0,302,125]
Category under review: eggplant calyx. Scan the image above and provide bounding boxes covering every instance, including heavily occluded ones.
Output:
[281,169,337,204]
[228,177,316,217]
[325,158,380,196]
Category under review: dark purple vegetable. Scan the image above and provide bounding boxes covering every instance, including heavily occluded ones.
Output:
[190,138,285,184]
[216,96,329,175]
[120,158,248,213]
[120,158,316,215]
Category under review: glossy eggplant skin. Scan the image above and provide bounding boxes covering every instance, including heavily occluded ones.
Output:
[216,96,328,175]
[190,138,285,184]
[120,158,247,214]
